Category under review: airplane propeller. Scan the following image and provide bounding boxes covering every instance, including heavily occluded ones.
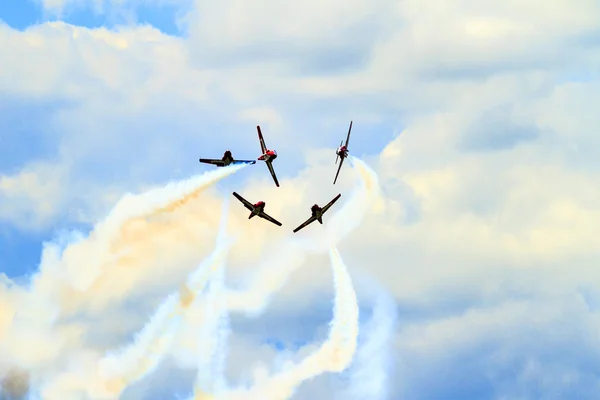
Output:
[335,140,343,164]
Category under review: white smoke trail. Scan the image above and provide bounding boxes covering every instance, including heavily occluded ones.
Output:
[37,198,236,399]
[41,164,247,296]
[187,267,231,400]
[190,236,232,399]
[98,165,246,240]
[220,247,359,400]
[292,156,381,253]
[3,157,377,399]
[184,158,379,398]
[225,157,380,317]
[333,273,398,400]
[210,270,231,395]
[224,243,307,316]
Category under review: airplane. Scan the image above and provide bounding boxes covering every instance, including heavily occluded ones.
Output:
[199,150,256,167]
[256,125,280,187]
[333,121,353,184]
[232,191,282,227]
[292,193,342,233]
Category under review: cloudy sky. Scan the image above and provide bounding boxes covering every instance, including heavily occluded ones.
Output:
[1,0,600,398]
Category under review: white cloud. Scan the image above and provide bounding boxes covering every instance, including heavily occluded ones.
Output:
[0,161,66,230]
[2,0,600,398]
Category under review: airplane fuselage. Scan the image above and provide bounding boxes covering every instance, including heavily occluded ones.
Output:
[336,146,348,158]
[258,150,277,162]
[249,202,266,218]
[221,151,234,165]
[311,204,324,223]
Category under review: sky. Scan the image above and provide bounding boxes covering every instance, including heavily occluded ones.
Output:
[1,0,600,399]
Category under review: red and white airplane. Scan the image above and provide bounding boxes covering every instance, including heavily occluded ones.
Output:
[232,191,282,227]
[292,193,341,233]
[199,150,256,167]
[333,121,353,184]
[256,125,280,187]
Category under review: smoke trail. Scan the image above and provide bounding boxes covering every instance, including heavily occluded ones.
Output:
[32,164,247,311]
[207,266,231,395]
[333,273,398,400]
[224,242,307,316]
[179,200,233,400]
[190,237,232,398]
[225,157,379,317]
[38,198,236,399]
[170,159,378,400]
[96,197,235,397]
[221,247,358,400]
[212,306,231,396]
[93,294,183,397]
[99,164,246,240]
[292,156,380,253]
[187,271,231,400]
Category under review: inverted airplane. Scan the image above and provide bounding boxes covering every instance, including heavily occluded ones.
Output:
[292,193,342,233]
[256,125,280,187]
[232,191,282,227]
[333,121,353,184]
[199,150,256,167]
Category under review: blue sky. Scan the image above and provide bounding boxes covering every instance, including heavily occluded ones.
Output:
[0,0,182,34]
[1,0,600,399]
[0,1,184,279]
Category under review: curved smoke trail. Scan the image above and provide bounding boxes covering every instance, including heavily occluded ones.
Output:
[183,158,379,399]
[2,158,378,399]
[214,247,359,400]
[225,156,380,317]
[333,272,398,400]
[37,197,236,399]
[291,156,381,253]
[31,164,248,316]
[189,232,232,399]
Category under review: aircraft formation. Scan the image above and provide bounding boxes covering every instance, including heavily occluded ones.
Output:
[199,122,353,233]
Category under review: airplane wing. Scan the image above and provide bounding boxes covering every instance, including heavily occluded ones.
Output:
[257,125,267,154]
[321,193,342,214]
[345,121,352,147]
[199,158,226,167]
[266,160,280,187]
[232,192,255,212]
[333,157,345,184]
[258,211,282,226]
[292,215,318,233]
[232,159,257,165]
